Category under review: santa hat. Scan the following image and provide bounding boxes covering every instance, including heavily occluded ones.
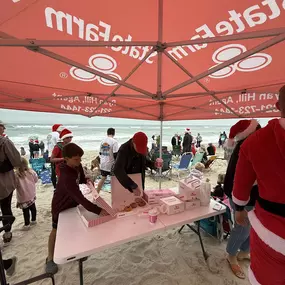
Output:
[185,128,191,133]
[60,128,73,140]
[227,119,259,147]
[35,140,39,144]
[52,124,62,132]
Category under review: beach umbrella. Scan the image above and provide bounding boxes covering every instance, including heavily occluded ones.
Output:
[1,1,284,186]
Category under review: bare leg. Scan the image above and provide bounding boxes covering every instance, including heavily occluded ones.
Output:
[47,228,57,261]
[97,176,107,193]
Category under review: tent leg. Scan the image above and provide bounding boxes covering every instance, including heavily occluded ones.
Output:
[159,119,163,190]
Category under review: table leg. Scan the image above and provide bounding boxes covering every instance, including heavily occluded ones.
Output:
[185,222,209,262]
[0,249,8,285]
[79,257,88,285]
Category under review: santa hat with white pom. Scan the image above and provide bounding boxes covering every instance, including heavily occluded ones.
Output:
[227,119,259,147]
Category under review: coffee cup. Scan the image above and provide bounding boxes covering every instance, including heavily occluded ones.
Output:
[148,209,158,224]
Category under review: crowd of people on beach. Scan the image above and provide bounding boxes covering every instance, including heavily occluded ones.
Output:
[0,85,284,284]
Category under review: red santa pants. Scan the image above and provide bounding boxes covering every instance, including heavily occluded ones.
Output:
[249,229,285,285]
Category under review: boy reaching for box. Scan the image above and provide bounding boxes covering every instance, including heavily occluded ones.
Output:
[46,143,104,274]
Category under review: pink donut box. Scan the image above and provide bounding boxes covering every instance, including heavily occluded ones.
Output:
[143,189,177,205]
[77,184,117,228]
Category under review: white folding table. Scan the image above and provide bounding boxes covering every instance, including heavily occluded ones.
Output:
[158,201,226,261]
[54,200,226,285]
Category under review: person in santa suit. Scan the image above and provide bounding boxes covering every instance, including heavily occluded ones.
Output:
[182,128,193,153]
[233,85,285,285]
[223,119,261,279]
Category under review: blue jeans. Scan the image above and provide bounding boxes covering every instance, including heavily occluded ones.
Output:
[226,198,253,256]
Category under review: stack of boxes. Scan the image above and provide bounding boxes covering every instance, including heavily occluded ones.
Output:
[178,177,201,210]
[143,189,176,205]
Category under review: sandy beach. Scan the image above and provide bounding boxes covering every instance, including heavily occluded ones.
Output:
[3,149,250,285]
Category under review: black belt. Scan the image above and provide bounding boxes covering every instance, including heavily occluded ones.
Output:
[258,196,285,218]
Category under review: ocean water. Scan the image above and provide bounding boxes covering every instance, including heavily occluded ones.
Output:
[4,122,236,152]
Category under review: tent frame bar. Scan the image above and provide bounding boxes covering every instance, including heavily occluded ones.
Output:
[162,50,240,117]
[1,28,285,47]
[88,47,156,117]
[163,33,285,96]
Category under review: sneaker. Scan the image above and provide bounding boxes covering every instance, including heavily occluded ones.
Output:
[30,221,37,226]
[45,258,58,274]
[21,225,30,231]
[6,256,17,276]
[3,232,12,243]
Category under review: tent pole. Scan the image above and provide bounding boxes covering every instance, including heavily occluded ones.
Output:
[157,0,163,190]
[159,116,163,190]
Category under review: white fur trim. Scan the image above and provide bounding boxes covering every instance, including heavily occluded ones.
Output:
[248,267,261,285]
[248,210,285,256]
[225,138,235,148]
[57,125,64,132]
[235,119,259,141]
[61,133,73,140]
[232,194,250,206]
[279,118,285,130]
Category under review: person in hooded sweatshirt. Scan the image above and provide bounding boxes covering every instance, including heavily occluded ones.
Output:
[0,135,21,243]
[232,85,285,285]
[46,143,103,274]
[223,119,261,279]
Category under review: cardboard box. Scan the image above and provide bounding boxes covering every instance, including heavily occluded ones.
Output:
[185,200,201,210]
[143,189,176,205]
[77,184,117,228]
[160,196,185,215]
[179,177,201,201]
[111,173,143,211]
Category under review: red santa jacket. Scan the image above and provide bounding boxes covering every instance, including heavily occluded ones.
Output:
[233,118,285,257]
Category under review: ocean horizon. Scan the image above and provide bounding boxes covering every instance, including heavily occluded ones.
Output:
[4,119,271,152]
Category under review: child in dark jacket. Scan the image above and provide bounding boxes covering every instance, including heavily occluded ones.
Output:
[45,143,103,274]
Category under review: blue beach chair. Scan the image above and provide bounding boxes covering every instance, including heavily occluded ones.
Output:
[171,152,192,178]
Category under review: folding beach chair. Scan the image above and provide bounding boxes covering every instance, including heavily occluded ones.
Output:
[205,155,217,169]
[171,152,192,179]
[172,145,181,157]
[150,151,172,180]
[190,152,204,167]
[29,158,46,175]
[39,168,52,185]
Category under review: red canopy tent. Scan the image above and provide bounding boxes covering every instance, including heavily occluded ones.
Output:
[0,0,284,122]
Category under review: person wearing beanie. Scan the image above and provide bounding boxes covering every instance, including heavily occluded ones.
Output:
[50,129,73,184]
[232,85,285,284]
[47,124,63,188]
[113,132,155,196]
[223,119,261,279]
[182,128,193,154]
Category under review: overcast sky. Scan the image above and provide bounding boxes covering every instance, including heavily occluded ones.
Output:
[0,108,273,126]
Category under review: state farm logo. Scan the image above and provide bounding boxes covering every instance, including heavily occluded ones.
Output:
[70,54,121,86]
[209,44,272,79]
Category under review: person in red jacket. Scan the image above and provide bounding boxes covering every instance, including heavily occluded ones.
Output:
[233,85,285,285]
[46,143,103,274]
[50,128,73,185]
